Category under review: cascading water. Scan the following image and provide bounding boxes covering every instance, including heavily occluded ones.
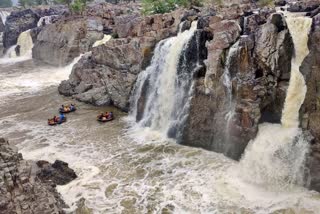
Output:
[16,29,33,56]
[223,41,239,126]
[0,29,33,64]
[129,21,199,140]
[0,11,10,25]
[37,15,59,27]
[238,14,312,189]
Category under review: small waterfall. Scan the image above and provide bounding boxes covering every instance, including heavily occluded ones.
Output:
[16,30,33,57]
[37,15,59,27]
[0,30,33,64]
[0,11,10,25]
[129,21,199,140]
[92,35,112,47]
[238,14,312,189]
[223,41,239,127]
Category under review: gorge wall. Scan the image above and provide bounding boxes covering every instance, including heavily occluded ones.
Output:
[0,138,76,213]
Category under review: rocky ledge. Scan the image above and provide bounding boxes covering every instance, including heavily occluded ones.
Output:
[0,138,76,213]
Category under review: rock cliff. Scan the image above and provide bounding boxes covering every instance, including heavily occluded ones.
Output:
[0,138,76,213]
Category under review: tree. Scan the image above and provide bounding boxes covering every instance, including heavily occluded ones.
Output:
[0,0,12,8]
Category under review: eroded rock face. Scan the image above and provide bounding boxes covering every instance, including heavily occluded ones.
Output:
[300,13,320,192]
[33,17,104,66]
[0,138,74,214]
[58,10,187,110]
[182,13,293,160]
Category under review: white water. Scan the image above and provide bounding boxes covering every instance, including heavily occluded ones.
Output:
[0,30,34,64]
[0,55,82,101]
[239,14,312,188]
[0,11,10,25]
[129,21,199,140]
[37,15,59,27]
[281,15,312,128]
[92,35,112,47]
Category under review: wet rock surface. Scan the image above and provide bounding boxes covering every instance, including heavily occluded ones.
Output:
[0,137,76,213]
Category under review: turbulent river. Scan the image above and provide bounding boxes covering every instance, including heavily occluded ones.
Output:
[0,59,319,213]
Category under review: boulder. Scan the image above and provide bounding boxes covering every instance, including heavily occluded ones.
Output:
[36,160,77,186]
[0,138,71,213]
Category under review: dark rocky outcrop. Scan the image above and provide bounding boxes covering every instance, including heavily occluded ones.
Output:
[300,13,320,193]
[36,160,77,186]
[0,138,76,213]
[182,12,293,160]
[3,6,66,51]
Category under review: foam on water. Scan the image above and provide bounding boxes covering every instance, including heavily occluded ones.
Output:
[0,55,81,101]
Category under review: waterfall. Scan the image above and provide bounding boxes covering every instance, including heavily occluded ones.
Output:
[223,41,239,127]
[129,21,199,140]
[16,29,33,57]
[238,14,312,189]
[92,35,112,47]
[0,30,33,64]
[37,15,59,27]
[0,11,10,25]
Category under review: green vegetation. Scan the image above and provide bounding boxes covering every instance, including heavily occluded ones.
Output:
[142,0,204,15]
[0,0,12,8]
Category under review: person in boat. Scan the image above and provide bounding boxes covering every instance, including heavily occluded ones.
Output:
[108,112,113,119]
[70,104,75,111]
[53,115,58,122]
[59,113,65,123]
[97,113,104,120]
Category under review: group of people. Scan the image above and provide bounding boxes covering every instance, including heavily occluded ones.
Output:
[97,111,114,121]
[60,104,76,113]
[48,103,115,125]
